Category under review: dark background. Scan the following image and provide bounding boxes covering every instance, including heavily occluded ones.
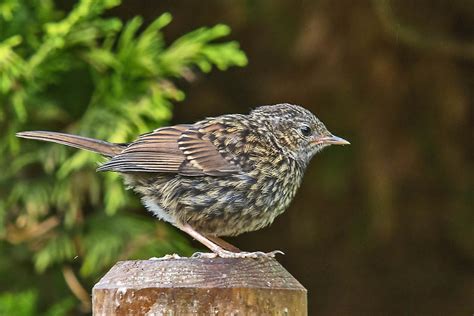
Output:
[107,1,474,315]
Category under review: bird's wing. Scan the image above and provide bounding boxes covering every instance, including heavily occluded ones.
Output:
[97,123,241,176]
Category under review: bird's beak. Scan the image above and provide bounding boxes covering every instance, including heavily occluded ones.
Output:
[313,134,350,145]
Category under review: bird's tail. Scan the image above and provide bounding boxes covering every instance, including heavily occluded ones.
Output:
[16,131,125,157]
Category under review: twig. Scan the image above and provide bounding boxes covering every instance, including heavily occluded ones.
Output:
[62,265,91,312]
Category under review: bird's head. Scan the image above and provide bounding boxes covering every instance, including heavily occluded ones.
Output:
[251,103,349,166]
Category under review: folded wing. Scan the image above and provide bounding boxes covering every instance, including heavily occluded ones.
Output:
[97,123,241,176]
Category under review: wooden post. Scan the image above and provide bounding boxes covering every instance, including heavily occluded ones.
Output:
[92,258,307,315]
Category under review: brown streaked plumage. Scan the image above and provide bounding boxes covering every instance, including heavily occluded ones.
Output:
[17,103,349,258]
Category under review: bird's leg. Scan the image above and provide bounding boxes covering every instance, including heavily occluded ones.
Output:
[177,224,233,257]
[205,235,241,252]
[177,223,284,259]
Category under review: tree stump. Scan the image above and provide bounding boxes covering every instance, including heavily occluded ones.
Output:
[92,258,307,315]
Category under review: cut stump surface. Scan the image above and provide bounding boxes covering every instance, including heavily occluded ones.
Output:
[92,257,307,315]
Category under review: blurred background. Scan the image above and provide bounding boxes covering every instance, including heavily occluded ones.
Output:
[0,0,473,315]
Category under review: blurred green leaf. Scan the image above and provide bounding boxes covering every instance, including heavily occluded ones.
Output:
[0,290,37,316]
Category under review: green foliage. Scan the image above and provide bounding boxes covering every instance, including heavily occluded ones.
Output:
[0,290,37,316]
[0,0,247,313]
[0,290,75,316]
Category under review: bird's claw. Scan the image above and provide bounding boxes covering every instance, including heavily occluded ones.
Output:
[192,252,218,259]
[149,253,183,260]
[191,250,284,259]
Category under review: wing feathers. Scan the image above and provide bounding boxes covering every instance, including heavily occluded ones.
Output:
[177,128,240,174]
[98,123,240,176]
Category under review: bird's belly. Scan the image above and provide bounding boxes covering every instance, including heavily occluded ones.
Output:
[172,173,298,236]
[123,172,299,236]
[142,196,176,224]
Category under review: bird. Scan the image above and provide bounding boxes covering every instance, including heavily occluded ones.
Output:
[17,103,349,258]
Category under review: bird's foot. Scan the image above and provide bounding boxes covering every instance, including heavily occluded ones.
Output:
[149,253,183,260]
[192,250,284,259]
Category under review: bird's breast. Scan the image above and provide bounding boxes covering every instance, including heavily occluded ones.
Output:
[250,158,304,215]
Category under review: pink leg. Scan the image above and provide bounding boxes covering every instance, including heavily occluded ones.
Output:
[176,224,284,259]
[206,235,241,252]
[178,224,229,255]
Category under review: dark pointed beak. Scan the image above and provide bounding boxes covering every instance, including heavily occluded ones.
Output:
[313,134,350,145]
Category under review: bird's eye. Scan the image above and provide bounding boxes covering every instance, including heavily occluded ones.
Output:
[300,125,312,136]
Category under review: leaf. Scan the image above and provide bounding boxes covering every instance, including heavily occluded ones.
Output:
[34,235,76,273]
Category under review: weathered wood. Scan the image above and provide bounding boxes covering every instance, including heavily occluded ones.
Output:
[92,258,307,315]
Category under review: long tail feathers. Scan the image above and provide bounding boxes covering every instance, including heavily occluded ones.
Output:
[16,131,125,157]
